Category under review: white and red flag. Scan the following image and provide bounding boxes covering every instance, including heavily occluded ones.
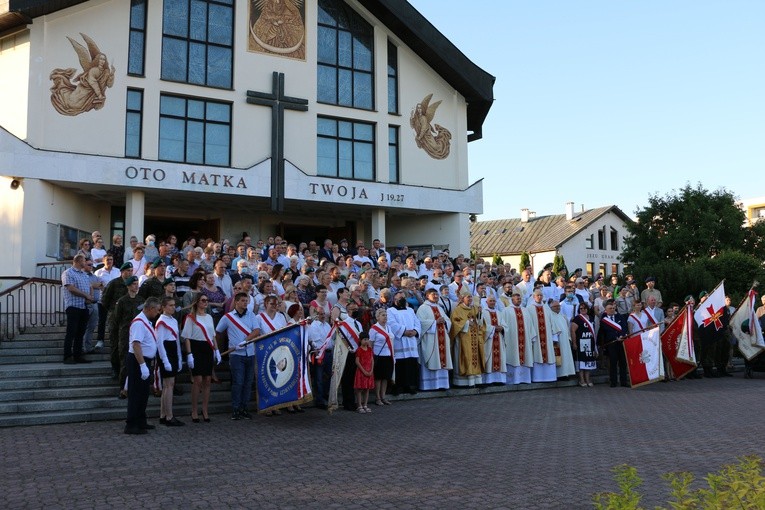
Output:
[660,304,696,378]
[624,325,664,388]
[730,289,765,361]
[694,281,726,330]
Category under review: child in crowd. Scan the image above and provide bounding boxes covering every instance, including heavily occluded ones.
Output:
[354,332,375,413]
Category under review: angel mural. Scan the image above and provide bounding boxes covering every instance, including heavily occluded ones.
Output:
[249,0,306,60]
[49,33,115,116]
[410,94,452,160]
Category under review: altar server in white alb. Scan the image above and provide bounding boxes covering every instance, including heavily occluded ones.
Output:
[416,288,452,391]
[526,289,560,383]
[155,296,184,427]
[481,295,507,384]
[124,297,161,435]
[388,291,421,395]
[501,291,535,384]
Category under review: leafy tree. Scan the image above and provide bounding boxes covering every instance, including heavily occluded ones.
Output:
[621,183,747,266]
[519,251,530,271]
[492,253,504,266]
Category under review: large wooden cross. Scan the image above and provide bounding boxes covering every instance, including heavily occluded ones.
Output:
[246,72,308,212]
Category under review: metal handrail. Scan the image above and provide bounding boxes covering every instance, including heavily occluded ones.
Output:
[0,277,65,342]
[36,262,70,281]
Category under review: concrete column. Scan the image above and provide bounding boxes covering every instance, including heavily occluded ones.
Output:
[125,190,145,243]
[370,209,386,245]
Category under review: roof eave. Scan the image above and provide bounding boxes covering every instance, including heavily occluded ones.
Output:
[357,0,495,141]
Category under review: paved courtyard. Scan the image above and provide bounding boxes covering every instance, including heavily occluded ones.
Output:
[3,375,764,509]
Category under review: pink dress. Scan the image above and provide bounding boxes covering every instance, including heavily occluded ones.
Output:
[354,347,375,390]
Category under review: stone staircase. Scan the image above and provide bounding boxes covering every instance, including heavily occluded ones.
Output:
[0,326,232,427]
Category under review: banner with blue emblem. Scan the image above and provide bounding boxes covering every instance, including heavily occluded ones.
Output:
[255,322,313,413]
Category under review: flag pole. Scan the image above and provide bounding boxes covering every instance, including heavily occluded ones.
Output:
[220,319,310,356]
[693,278,725,312]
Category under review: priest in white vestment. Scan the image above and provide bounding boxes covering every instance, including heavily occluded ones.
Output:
[526,289,560,382]
[500,292,535,384]
[481,295,507,384]
[416,288,452,390]
[549,300,576,378]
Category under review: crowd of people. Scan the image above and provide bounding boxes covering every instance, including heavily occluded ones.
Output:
[58,231,753,434]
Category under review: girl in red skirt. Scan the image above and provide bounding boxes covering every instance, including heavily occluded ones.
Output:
[354,332,375,414]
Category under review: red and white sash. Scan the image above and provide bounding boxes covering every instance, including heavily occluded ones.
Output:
[371,323,395,358]
[187,314,215,349]
[225,311,252,337]
[601,315,623,333]
[156,318,178,339]
[336,319,360,351]
[629,313,644,330]
[513,306,528,365]
[643,308,658,326]
[131,316,157,342]
[578,314,595,338]
[312,323,334,364]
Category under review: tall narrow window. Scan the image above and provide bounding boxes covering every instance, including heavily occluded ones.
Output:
[610,227,619,251]
[597,228,605,250]
[317,116,375,181]
[128,0,147,76]
[585,234,594,250]
[125,88,143,157]
[387,41,398,114]
[161,0,234,89]
[586,262,594,277]
[317,0,374,110]
[388,125,399,183]
[158,94,231,166]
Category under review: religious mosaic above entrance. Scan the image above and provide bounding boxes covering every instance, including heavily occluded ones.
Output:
[249,0,306,60]
[49,33,115,116]
[410,93,452,160]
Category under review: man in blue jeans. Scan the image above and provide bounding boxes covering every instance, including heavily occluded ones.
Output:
[216,292,260,419]
[61,254,96,364]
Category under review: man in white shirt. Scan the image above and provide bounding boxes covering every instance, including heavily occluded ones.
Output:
[213,260,234,299]
[94,254,120,351]
[124,297,161,435]
[307,307,333,409]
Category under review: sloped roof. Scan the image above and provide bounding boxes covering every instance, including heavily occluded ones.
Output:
[3,0,495,140]
[471,205,632,256]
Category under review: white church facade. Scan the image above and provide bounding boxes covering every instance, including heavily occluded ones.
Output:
[0,0,494,276]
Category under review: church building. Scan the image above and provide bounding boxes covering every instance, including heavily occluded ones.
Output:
[0,0,494,276]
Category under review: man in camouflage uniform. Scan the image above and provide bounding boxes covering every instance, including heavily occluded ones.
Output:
[101,262,133,378]
[110,276,144,398]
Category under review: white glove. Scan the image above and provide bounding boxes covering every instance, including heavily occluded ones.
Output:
[140,363,150,380]
[164,360,172,372]
[214,349,222,365]
[187,353,195,369]
[236,341,247,350]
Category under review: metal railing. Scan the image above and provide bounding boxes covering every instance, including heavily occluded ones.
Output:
[0,277,65,342]
[36,262,70,281]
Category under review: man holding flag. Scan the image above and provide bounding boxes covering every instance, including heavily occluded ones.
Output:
[598,299,629,387]
[216,292,260,420]
[729,287,765,364]
[695,284,730,378]
[307,306,333,409]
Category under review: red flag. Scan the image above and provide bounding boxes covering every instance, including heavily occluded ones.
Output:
[624,327,664,387]
[660,306,697,380]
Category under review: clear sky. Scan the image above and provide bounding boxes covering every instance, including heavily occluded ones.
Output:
[408,0,765,220]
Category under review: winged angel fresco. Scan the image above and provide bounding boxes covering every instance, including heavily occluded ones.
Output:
[49,33,115,116]
[410,93,452,160]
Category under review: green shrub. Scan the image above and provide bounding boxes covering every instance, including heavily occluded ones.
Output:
[593,456,765,510]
